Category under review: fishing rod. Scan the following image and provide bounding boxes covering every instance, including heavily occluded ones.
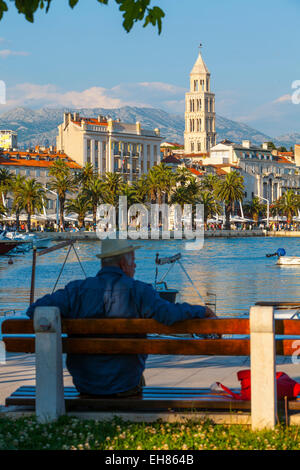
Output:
[154,252,216,309]
[30,240,87,305]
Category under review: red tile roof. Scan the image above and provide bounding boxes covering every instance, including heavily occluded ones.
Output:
[277,156,293,165]
[184,152,208,158]
[73,118,108,128]
[162,155,180,164]
[0,150,81,169]
[277,152,294,157]
[188,168,203,176]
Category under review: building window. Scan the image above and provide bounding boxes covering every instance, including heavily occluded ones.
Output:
[191,142,194,152]
[87,139,91,163]
[197,142,201,152]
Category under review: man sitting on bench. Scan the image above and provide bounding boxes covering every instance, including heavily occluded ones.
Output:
[26,239,217,398]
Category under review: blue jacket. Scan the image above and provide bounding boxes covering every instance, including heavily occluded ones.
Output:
[26,266,206,395]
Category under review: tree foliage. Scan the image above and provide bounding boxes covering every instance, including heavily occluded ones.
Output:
[0,0,165,34]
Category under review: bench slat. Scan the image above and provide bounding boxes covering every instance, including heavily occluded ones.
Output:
[4,318,300,336]
[4,337,250,355]
[6,386,300,411]
[4,337,299,355]
[8,386,240,399]
[2,318,250,335]
[5,386,251,411]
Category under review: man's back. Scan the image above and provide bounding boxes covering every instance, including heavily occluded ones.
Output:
[27,266,207,395]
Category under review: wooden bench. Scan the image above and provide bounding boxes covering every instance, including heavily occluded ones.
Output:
[2,305,300,430]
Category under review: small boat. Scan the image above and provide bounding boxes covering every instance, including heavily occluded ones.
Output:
[266,248,300,266]
[4,232,52,250]
[0,240,20,255]
[277,256,300,266]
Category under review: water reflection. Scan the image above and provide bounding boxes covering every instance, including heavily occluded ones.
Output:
[1,237,300,317]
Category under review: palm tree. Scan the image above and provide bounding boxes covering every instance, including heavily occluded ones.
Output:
[276,190,300,224]
[101,172,125,206]
[11,174,26,230]
[20,179,46,231]
[48,158,70,178]
[147,165,174,204]
[130,174,150,204]
[0,201,6,219]
[175,166,194,187]
[152,163,175,203]
[75,162,95,189]
[200,174,220,193]
[214,171,245,230]
[121,181,141,206]
[82,176,104,230]
[49,160,76,230]
[243,197,265,225]
[170,175,202,209]
[65,194,92,229]
[198,191,222,229]
[0,168,13,206]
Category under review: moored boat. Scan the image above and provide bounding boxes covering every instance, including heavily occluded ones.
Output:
[0,240,23,255]
[266,248,300,266]
[4,232,52,250]
[276,256,300,266]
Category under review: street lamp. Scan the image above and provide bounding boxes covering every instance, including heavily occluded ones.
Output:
[255,194,270,228]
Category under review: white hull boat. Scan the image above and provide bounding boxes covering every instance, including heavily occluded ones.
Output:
[276,256,300,266]
[4,232,52,251]
[266,248,300,266]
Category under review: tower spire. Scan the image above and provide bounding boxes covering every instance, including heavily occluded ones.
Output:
[184,47,216,155]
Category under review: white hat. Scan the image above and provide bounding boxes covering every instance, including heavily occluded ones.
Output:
[96,239,141,259]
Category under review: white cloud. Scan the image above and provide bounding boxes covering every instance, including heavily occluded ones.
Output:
[273,94,292,104]
[2,81,186,113]
[0,49,29,58]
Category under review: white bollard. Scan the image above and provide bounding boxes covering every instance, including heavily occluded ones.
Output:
[250,306,276,430]
[33,306,65,423]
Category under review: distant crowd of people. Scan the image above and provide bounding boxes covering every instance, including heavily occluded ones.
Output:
[205,222,300,232]
[0,220,97,233]
[1,220,300,233]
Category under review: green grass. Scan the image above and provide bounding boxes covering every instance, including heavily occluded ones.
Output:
[1,416,300,450]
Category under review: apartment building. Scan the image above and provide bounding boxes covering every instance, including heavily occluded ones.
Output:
[205,140,300,202]
[0,130,18,150]
[0,148,81,212]
[56,112,162,182]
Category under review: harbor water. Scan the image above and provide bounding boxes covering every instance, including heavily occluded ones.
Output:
[1,236,300,317]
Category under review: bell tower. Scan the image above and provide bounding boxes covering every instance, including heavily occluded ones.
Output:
[184,46,216,155]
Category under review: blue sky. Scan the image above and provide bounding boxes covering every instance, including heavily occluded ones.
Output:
[0,0,299,136]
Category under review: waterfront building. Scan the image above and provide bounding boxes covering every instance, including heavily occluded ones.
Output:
[204,140,300,202]
[184,48,216,156]
[161,154,181,170]
[56,112,162,182]
[0,130,17,150]
[160,142,184,158]
[295,144,300,166]
[0,148,81,213]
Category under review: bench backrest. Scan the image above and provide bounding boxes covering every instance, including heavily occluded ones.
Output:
[2,317,300,356]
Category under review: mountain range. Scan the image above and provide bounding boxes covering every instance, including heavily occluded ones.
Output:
[0,106,298,149]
